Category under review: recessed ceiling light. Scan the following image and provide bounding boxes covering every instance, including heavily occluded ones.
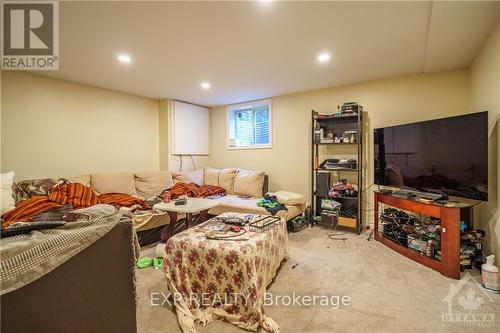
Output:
[317,52,331,63]
[201,82,211,90]
[257,0,274,7]
[117,54,132,64]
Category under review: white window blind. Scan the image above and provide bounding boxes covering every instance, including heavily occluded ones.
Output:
[172,101,209,154]
[227,100,271,149]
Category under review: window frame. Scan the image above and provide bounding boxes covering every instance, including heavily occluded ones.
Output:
[226,99,272,150]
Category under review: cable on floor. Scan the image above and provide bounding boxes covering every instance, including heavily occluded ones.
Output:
[327,215,348,242]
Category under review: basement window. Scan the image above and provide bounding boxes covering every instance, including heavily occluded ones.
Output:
[227,99,272,149]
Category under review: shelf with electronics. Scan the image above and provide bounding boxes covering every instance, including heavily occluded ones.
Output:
[374,191,479,279]
[311,102,364,234]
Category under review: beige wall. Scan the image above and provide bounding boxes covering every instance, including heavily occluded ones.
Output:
[209,70,470,213]
[470,22,500,257]
[159,99,169,170]
[0,70,3,165]
[1,72,160,180]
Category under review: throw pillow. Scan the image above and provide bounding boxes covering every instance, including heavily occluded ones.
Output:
[1,171,15,214]
[90,172,137,197]
[12,177,68,203]
[267,190,306,205]
[67,174,91,187]
[204,168,237,193]
[134,171,173,199]
[233,169,265,198]
[172,169,204,186]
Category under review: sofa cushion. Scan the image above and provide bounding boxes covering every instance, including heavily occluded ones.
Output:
[134,171,173,199]
[267,190,306,205]
[172,169,204,186]
[204,168,237,193]
[90,172,137,197]
[207,194,303,221]
[233,169,265,198]
[67,175,91,187]
[1,171,15,214]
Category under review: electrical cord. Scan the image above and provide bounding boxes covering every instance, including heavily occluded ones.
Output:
[205,228,247,240]
[178,155,183,172]
[190,155,196,169]
[325,211,347,241]
[361,183,375,192]
[217,169,222,187]
[379,208,438,250]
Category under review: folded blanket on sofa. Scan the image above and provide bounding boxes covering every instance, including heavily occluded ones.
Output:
[165,182,199,199]
[1,196,63,228]
[2,183,103,227]
[162,182,226,199]
[49,182,100,209]
[99,193,151,211]
[197,184,226,197]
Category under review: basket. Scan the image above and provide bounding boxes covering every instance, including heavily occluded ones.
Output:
[249,216,281,233]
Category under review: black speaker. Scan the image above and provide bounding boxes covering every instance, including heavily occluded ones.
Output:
[316,172,331,197]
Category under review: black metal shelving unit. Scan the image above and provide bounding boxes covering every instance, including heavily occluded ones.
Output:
[311,109,364,234]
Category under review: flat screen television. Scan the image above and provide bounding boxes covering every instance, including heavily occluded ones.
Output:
[374,112,488,201]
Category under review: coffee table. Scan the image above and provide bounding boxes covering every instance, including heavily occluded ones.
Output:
[163,212,288,332]
[153,198,220,242]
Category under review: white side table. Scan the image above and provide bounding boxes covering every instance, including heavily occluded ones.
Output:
[153,198,220,242]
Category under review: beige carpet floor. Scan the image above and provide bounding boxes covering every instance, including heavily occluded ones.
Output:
[136,226,500,333]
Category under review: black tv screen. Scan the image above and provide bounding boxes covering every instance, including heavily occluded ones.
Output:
[374,112,488,201]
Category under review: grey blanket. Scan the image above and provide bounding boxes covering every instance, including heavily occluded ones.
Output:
[0,204,137,295]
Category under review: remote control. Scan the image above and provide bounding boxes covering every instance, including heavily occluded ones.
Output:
[174,198,187,205]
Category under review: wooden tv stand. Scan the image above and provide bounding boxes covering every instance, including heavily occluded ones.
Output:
[374,191,473,279]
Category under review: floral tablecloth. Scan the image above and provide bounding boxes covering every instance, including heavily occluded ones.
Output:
[163,213,289,333]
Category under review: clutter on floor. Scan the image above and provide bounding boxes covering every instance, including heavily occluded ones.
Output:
[257,194,288,215]
[287,216,309,232]
[380,207,487,273]
[136,256,163,270]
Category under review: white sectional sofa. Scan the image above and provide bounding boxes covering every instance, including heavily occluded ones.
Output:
[63,168,305,232]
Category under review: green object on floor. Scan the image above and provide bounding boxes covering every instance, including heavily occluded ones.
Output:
[153,257,163,269]
[137,256,153,269]
[137,256,163,270]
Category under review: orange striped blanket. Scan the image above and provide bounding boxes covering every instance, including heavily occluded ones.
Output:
[49,183,100,209]
[1,196,62,228]
[99,193,150,211]
[1,183,150,228]
[163,182,226,199]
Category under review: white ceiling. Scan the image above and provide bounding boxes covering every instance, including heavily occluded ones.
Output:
[37,1,500,107]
